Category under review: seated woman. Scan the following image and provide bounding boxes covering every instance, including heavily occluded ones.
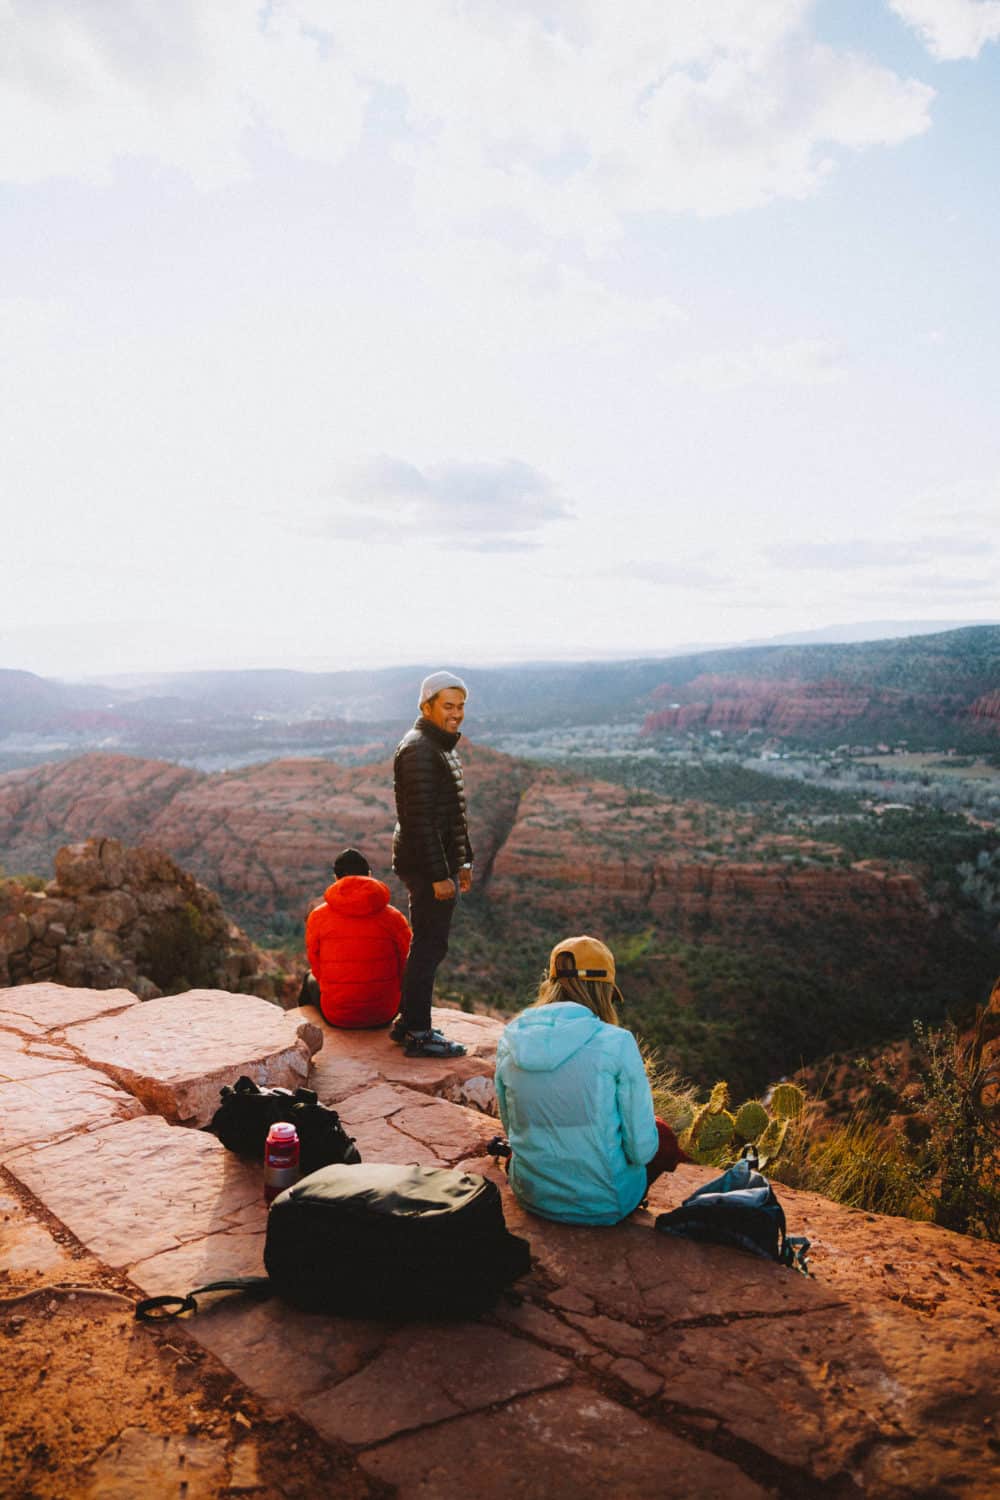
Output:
[305,848,411,1028]
[494,935,689,1225]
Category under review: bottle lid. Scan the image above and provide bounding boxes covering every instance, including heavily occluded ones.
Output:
[267,1121,298,1142]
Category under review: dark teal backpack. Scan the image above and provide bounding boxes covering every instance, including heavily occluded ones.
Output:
[655,1150,810,1274]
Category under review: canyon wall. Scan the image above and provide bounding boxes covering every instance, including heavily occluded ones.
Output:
[640,674,972,738]
[0,746,534,930]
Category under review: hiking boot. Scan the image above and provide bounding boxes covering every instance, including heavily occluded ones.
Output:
[389,1016,409,1044]
[401,1028,467,1059]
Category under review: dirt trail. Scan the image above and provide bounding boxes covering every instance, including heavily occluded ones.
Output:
[0,1170,384,1500]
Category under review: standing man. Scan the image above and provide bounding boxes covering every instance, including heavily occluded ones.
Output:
[390,671,473,1058]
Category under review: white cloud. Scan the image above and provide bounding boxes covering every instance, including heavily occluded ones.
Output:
[383,7,934,238]
[888,0,1000,61]
[0,0,934,232]
[402,240,685,357]
[0,0,366,187]
[325,455,572,550]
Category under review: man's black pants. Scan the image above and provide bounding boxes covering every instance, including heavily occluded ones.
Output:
[399,880,456,1033]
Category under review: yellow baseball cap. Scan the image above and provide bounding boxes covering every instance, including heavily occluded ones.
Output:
[549,935,617,984]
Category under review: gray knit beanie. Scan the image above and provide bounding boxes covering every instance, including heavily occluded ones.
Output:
[419,671,468,707]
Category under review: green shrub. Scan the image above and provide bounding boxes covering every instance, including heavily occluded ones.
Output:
[141,902,217,994]
[775,1120,922,1219]
[910,1010,1000,1238]
[641,1048,699,1132]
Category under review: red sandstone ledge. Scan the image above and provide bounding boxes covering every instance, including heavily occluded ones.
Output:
[2,980,998,1499]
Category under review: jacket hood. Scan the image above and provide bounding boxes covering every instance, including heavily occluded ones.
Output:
[501,1001,604,1072]
[324,876,391,916]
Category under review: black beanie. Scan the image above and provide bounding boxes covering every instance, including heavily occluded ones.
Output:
[333,848,370,879]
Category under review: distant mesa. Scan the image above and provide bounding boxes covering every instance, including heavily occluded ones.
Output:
[3,625,1000,760]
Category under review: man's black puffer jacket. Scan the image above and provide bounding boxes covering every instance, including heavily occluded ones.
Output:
[392,718,473,884]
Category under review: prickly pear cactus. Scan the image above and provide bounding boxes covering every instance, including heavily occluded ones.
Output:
[770,1083,805,1120]
[707,1080,730,1114]
[693,1109,735,1162]
[734,1100,769,1141]
[756,1117,788,1165]
[686,1102,711,1143]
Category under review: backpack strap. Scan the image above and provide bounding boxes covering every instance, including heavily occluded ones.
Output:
[780,1235,811,1275]
[134,1276,272,1321]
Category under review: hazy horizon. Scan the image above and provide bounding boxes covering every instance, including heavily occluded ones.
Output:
[3,616,997,687]
[4,3,999,680]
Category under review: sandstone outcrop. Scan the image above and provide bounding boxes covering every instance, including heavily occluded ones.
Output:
[0,836,278,1000]
[2,979,998,1498]
[640,673,981,738]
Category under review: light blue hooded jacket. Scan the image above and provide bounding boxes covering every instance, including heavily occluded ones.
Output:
[494,1001,659,1226]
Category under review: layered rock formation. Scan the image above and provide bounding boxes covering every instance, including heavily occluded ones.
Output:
[0,746,534,930]
[640,674,953,738]
[488,773,928,935]
[0,836,277,1000]
[0,753,200,871]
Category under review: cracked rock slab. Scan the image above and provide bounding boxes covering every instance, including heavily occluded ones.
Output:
[358,1384,769,1499]
[128,1225,266,1299]
[59,989,323,1125]
[645,1295,1000,1492]
[1,1069,146,1160]
[6,1114,263,1268]
[297,1323,570,1447]
[336,1081,498,1165]
[298,1001,503,1104]
[186,1298,392,1405]
[0,1190,77,1279]
[1,1029,146,1159]
[344,1115,448,1167]
[0,981,139,1039]
[1,1030,80,1082]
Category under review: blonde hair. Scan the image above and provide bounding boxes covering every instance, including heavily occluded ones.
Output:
[533,974,620,1027]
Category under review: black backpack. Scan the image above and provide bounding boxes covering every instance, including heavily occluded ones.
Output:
[209,1076,361,1175]
[655,1152,810,1273]
[136,1162,532,1323]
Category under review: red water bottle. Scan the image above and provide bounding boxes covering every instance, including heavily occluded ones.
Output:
[264,1121,300,1203]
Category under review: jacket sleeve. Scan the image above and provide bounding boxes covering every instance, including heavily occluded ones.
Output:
[615,1032,659,1167]
[494,1037,511,1134]
[386,905,412,976]
[395,740,451,882]
[305,908,322,978]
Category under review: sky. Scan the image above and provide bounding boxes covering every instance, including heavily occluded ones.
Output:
[2,0,999,679]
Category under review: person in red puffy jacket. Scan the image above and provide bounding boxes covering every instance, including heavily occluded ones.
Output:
[305,849,412,1028]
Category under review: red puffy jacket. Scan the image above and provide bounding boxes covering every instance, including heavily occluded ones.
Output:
[305,876,412,1028]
